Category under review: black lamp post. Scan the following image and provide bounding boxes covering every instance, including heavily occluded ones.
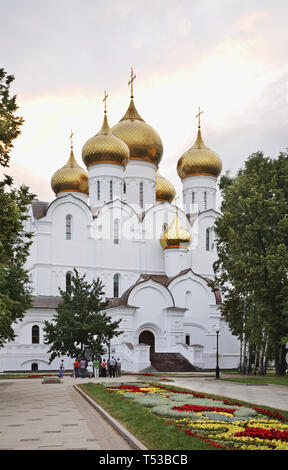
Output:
[215,325,220,379]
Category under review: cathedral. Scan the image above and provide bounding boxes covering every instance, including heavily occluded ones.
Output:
[0,71,239,373]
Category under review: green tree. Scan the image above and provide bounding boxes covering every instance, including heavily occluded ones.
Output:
[0,68,24,167]
[43,270,122,363]
[0,69,34,347]
[214,151,288,375]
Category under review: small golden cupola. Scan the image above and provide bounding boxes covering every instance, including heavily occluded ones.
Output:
[82,91,129,168]
[177,107,222,180]
[156,170,176,203]
[112,68,163,167]
[51,132,89,195]
[160,202,191,250]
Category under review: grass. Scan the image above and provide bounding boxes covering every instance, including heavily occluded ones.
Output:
[220,374,288,387]
[78,382,215,450]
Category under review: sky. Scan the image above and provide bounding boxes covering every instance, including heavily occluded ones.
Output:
[1,0,288,204]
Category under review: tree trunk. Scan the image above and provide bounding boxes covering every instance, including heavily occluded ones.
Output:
[275,344,287,376]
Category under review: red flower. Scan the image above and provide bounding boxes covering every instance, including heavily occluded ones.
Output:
[235,427,288,442]
[173,404,236,414]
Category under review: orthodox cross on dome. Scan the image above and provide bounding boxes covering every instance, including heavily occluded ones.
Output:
[70,130,74,149]
[196,107,203,129]
[103,90,108,113]
[128,67,136,98]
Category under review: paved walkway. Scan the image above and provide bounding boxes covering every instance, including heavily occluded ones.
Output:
[0,374,287,450]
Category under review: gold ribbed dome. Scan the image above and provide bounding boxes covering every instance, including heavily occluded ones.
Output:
[51,145,89,195]
[82,112,129,168]
[112,97,163,167]
[160,206,191,250]
[156,170,176,203]
[177,127,222,179]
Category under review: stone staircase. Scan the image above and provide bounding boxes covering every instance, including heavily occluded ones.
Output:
[149,352,201,373]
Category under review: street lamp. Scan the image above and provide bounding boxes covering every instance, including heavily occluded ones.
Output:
[215,325,220,379]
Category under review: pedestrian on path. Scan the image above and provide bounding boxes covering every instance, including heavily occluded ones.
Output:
[58,359,64,378]
[109,357,116,377]
[73,359,79,378]
[87,360,93,378]
[93,358,99,378]
[116,358,121,377]
[101,359,107,377]
[79,358,87,378]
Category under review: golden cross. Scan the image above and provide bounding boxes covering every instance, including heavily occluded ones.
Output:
[196,107,203,128]
[103,90,108,113]
[69,129,74,148]
[128,67,136,98]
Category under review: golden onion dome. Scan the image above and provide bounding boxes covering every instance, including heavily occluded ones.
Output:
[156,170,176,203]
[160,206,191,250]
[177,124,222,180]
[82,111,129,168]
[111,69,163,167]
[51,144,89,195]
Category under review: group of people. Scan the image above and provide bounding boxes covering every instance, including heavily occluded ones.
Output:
[71,356,121,379]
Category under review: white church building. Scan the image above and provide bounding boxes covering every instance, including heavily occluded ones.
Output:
[0,75,240,373]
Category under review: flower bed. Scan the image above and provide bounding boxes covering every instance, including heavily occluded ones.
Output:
[105,382,288,450]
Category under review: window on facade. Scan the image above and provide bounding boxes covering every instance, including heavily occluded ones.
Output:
[123,182,126,195]
[139,182,144,208]
[66,271,72,294]
[204,191,207,210]
[109,180,113,201]
[192,192,195,205]
[32,325,40,344]
[206,228,210,251]
[97,181,100,200]
[66,214,72,240]
[113,273,120,298]
[185,335,190,346]
[31,363,38,371]
[114,219,120,245]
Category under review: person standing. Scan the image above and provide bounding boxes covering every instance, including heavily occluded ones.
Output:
[73,359,79,378]
[87,360,93,379]
[93,358,99,378]
[116,358,121,377]
[58,359,64,378]
[101,358,107,377]
[110,356,116,377]
[79,358,87,378]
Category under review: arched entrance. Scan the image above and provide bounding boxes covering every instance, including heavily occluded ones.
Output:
[139,330,155,356]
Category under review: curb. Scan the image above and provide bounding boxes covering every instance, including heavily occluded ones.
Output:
[73,385,147,451]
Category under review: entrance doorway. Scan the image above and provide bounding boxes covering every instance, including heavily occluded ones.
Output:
[139,330,155,356]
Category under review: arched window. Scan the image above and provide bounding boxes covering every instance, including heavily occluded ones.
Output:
[113,273,120,298]
[66,271,72,294]
[204,191,207,210]
[139,182,144,208]
[206,228,210,251]
[97,181,101,200]
[123,181,126,195]
[109,180,113,201]
[114,219,120,245]
[66,214,72,240]
[32,325,40,344]
[31,363,38,371]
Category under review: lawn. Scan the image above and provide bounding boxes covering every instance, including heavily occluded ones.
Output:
[220,374,288,387]
[78,381,288,451]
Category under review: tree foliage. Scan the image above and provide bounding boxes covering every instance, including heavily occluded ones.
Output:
[0,68,24,167]
[214,151,288,375]
[0,69,35,347]
[43,270,122,363]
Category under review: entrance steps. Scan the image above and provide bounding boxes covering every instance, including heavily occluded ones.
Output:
[148,352,200,373]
